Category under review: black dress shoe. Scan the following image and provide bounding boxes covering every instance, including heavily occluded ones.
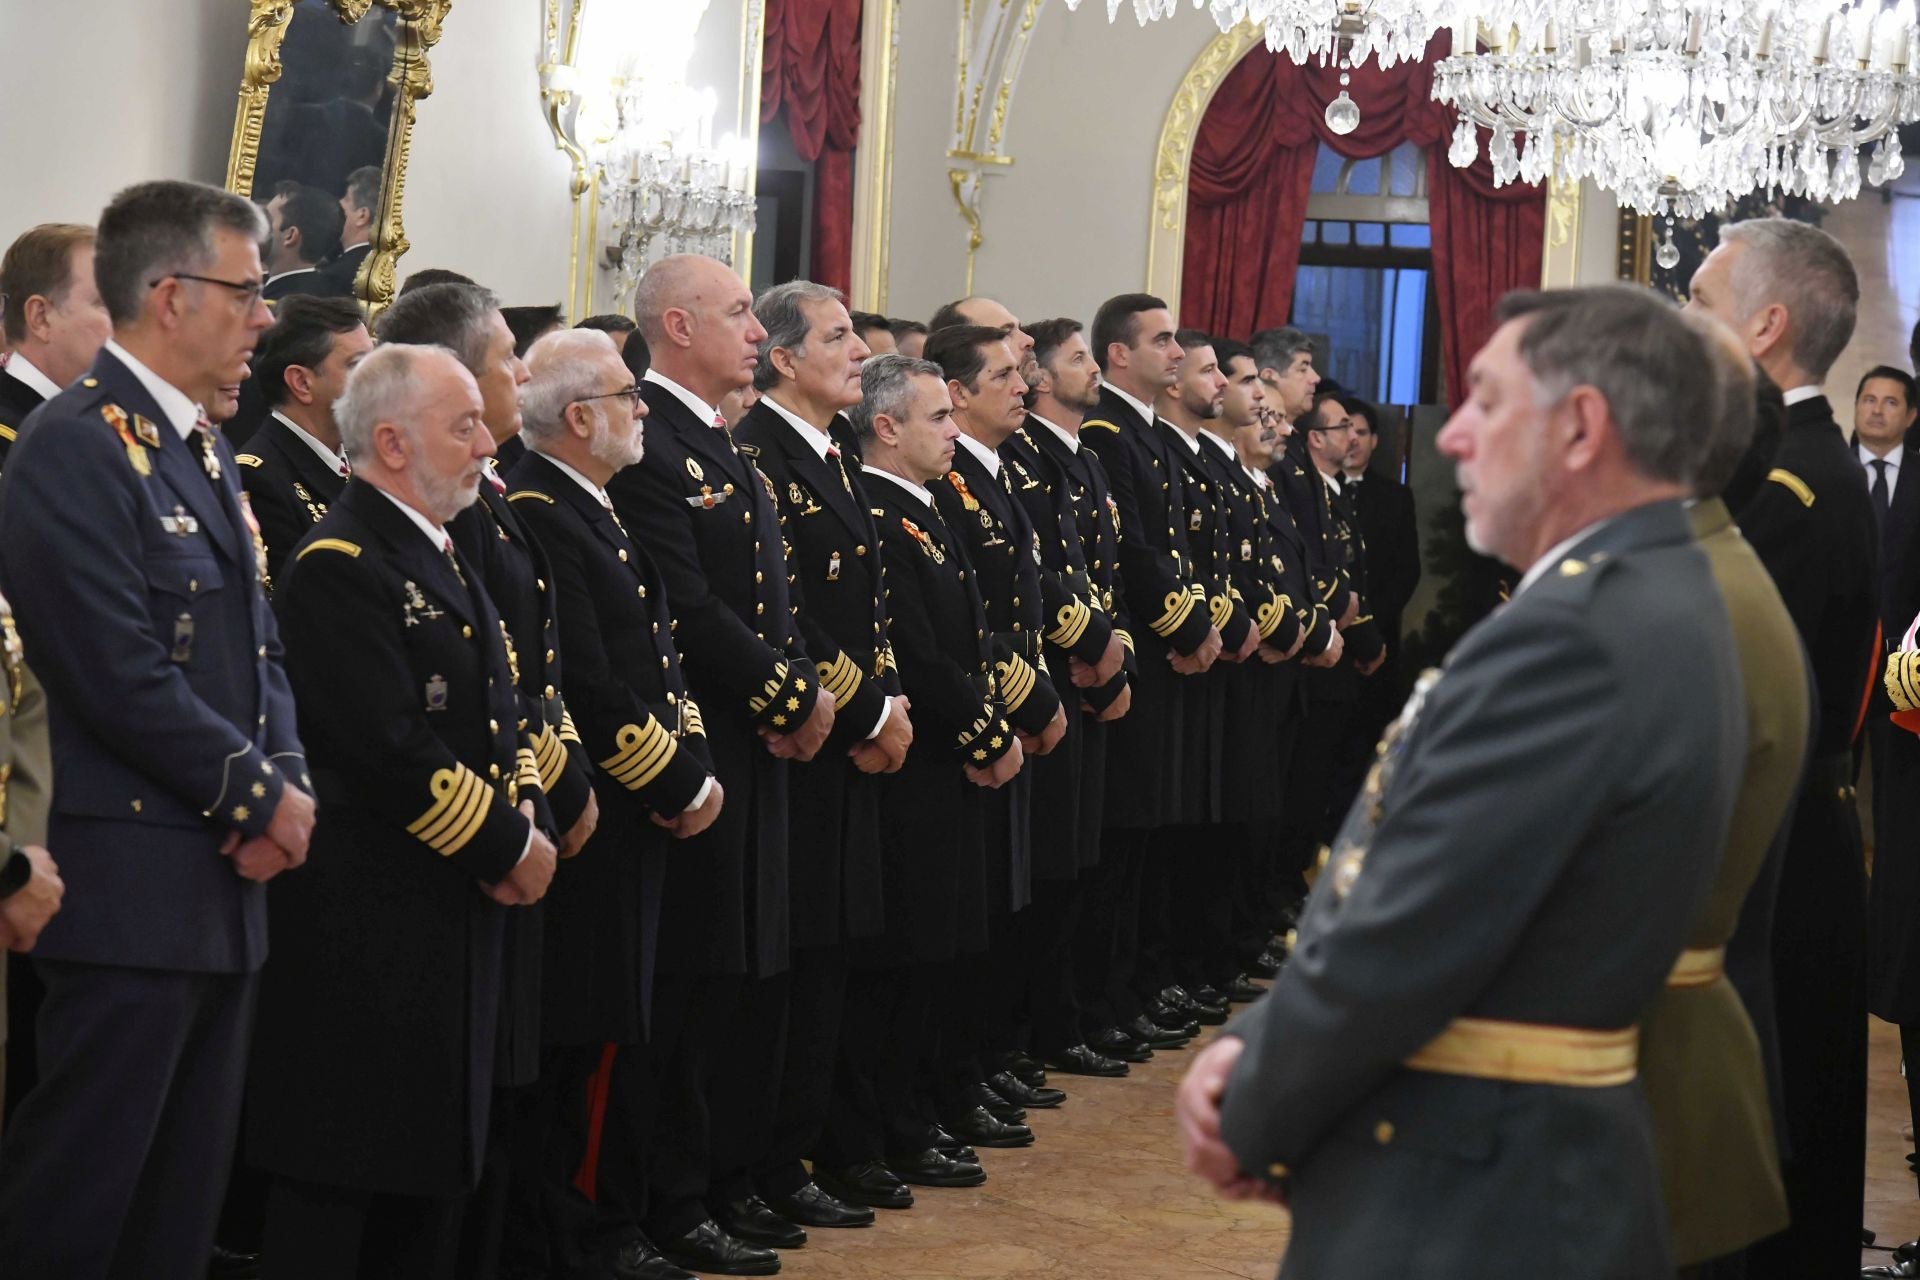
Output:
[1160,986,1225,1023]
[1128,1013,1193,1047]
[814,1162,914,1210]
[207,1246,262,1280]
[999,1050,1047,1088]
[1865,1238,1920,1277]
[889,1147,988,1187]
[988,1070,1066,1109]
[962,1080,1027,1123]
[605,1238,697,1280]
[1043,1043,1129,1077]
[1189,984,1232,1015]
[715,1196,807,1249]
[946,1104,1036,1147]
[1227,974,1264,1001]
[764,1180,874,1229]
[1246,951,1281,979]
[926,1123,979,1164]
[659,1219,780,1276]
[1088,1026,1153,1062]
[1145,1000,1201,1037]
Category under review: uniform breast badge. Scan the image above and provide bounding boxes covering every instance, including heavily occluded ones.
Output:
[827,550,842,581]
[170,613,195,664]
[947,472,981,512]
[686,457,705,482]
[789,480,823,515]
[1189,508,1204,532]
[401,580,444,627]
[102,405,151,477]
[159,506,200,538]
[901,518,945,564]
[425,674,449,712]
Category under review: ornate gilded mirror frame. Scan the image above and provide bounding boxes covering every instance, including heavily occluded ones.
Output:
[225,0,453,315]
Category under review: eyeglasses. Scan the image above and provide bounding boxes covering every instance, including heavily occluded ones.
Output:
[149,273,266,307]
[575,386,644,408]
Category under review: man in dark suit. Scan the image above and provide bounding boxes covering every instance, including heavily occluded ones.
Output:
[1178,285,1747,1280]
[312,166,380,300]
[0,223,113,474]
[1854,365,1920,644]
[261,183,348,304]
[0,179,316,1280]
[236,296,367,584]
[1339,394,1419,720]
[846,353,1023,1199]
[1078,294,1224,1062]
[735,282,911,1236]
[608,254,832,1278]
[248,344,557,1279]
[510,328,724,1280]
[1687,217,1879,1279]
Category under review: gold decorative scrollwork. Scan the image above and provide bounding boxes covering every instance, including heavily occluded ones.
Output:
[224,0,454,318]
[1145,21,1262,314]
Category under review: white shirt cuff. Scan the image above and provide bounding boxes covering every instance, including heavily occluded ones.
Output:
[865,695,894,741]
[684,776,715,814]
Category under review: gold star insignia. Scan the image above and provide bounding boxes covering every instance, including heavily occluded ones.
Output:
[232,805,251,822]
[972,749,988,761]
[794,678,807,692]
[251,782,266,798]
[772,714,788,727]
[990,736,1004,748]
[786,697,801,711]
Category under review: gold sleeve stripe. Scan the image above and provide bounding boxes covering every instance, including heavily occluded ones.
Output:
[1766,468,1815,507]
[1887,651,1920,714]
[600,720,678,791]
[533,725,568,791]
[1208,593,1234,629]
[682,697,706,738]
[0,424,15,442]
[235,453,262,467]
[815,652,864,705]
[747,661,791,715]
[507,489,555,504]
[558,708,582,744]
[516,747,543,795]
[958,706,1009,750]
[882,643,899,672]
[1047,599,1092,649]
[1116,628,1135,653]
[297,538,362,560]
[1319,577,1340,602]
[995,655,1038,712]
[407,765,492,857]
[1149,588,1197,638]
[1256,595,1284,640]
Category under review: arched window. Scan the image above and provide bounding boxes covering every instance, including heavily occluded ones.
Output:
[1290,141,1439,405]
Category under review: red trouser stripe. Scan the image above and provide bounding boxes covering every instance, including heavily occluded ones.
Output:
[572,1041,620,1200]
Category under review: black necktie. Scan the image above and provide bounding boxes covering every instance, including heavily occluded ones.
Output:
[1871,458,1892,526]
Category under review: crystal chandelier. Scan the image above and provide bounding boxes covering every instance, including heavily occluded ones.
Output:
[1067,0,1920,223]
[541,0,757,308]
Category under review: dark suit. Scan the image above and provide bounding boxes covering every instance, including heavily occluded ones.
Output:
[236,413,349,587]
[732,401,896,1202]
[1221,500,1745,1279]
[262,268,350,304]
[503,452,712,1269]
[246,482,530,1275]
[856,468,1015,1158]
[1735,394,1879,1280]
[0,347,306,1280]
[607,376,812,1241]
[313,243,371,299]
[0,366,48,476]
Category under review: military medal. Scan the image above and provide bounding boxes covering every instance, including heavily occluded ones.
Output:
[901,517,945,564]
[199,431,223,482]
[1189,508,1203,532]
[947,472,981,512]
[1241,538,1254,561]
[425,674,449,711]
[827,550,841,581]
[102,404,152,477]
[160,506,199,538]
[686,457,705,482]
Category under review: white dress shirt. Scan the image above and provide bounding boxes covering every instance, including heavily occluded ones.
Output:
[270,411,350,477]
[955,431,1002,477]
[1102,381,1157,426]
[4,352,61,402]
[862,463,935,509]
[760,395,840,460]
[1030,413,1080,454]
[1860,440,1902,501]
[1513,517,1618,597]
[644,368,724,429]
[106,339,201,439]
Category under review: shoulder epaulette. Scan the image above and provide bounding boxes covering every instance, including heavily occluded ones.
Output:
[1081,419,1119,433]
[296,538,361,560]
[506,489,554,504]
[235,453,263,468]
[0,424,15,443]
[1765,468,1815,508]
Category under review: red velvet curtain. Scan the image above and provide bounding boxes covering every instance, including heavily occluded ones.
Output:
[1182,36,1545,405]
[762,0,862,291]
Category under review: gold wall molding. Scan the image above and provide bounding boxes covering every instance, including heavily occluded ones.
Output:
[733,0,768,276]
[850,0,901,311]
[947,0,1049,293]
[1144,20,1261,315]
[1539,168,1585,289]
[225,0,453,318]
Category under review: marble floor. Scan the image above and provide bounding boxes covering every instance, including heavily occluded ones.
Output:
[776,1020,1291,1280]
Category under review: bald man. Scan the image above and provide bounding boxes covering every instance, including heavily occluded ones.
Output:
[604,255,831,1276]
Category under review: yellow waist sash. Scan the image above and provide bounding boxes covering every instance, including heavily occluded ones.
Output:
[1404,1017,1638,1087]
[1665,946,1727,989]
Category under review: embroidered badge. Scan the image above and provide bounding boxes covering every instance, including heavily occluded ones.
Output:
[686,457,705,482]
[827,550,842,581]
[425,674,449,711]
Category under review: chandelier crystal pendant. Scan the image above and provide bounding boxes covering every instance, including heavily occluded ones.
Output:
[1067,0,1920,217]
